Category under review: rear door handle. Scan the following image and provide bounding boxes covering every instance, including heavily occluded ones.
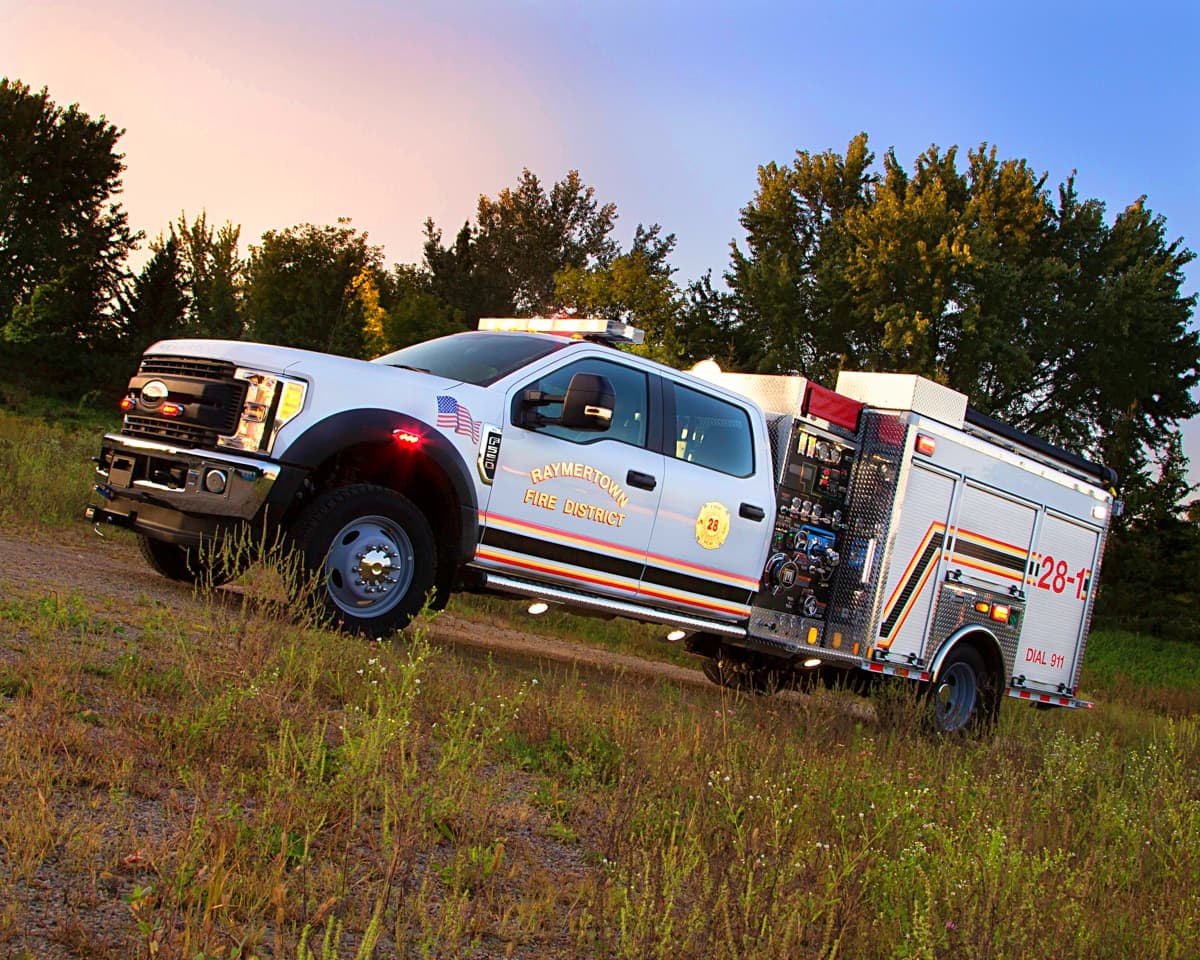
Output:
[627,470,657,491]
[739,503,766,521]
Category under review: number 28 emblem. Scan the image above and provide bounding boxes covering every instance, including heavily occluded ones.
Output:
[695,502,731,550]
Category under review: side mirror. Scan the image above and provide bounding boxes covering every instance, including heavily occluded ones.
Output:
[560,373,615,431]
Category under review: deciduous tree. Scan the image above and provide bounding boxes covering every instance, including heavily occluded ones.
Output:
[243,220,383,357]
[0,78,137,358]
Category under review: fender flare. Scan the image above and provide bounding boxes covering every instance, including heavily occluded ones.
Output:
[928,626,1006,684]
[270,408,479,563]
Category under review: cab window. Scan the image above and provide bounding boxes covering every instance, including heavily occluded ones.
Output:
[520,358,648,447]
[670,383,754,477]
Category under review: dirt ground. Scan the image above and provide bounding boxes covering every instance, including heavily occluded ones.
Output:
[0,525,711,693]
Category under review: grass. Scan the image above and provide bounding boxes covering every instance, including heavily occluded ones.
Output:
[2,403,1199,957]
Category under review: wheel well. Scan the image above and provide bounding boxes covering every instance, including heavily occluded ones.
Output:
[934,629,1004,686]
[298,440,463,607]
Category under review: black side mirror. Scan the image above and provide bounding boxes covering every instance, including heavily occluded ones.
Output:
[560,373,615,431]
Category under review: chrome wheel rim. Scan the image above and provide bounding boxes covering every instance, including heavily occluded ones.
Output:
[933,661,977,732]
[323,515,415,618]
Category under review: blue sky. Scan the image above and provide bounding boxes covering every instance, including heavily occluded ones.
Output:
[5,0,1198,486]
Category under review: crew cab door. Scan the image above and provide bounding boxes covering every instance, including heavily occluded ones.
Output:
[640,379,775,622]
[476,354,664,601]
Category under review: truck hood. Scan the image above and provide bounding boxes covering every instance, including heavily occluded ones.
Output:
[144,338,460,391]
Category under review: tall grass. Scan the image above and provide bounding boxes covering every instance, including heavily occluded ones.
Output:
[1,564,1199,957]
[2,405,1199,957]
[0,405,112,528]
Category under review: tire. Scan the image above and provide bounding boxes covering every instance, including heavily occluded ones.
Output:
[138,535,214,585]
[288,484,436,636]
[928,645,1000,735]
[701,653,787,695]
[139,534,246,587]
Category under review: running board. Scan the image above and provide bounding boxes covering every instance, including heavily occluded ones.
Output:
[480,572,748,639]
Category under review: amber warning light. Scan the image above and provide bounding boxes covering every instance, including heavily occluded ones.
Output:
[915,434,937,456]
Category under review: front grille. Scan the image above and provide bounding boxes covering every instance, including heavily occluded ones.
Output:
[139,356,237,381]
[122,415,216,448]
[121,354,249,449]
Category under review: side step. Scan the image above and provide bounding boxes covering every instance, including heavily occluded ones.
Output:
[479,572,748,639]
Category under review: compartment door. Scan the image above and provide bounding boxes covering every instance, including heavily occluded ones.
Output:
[875,462,957,658]
[1019,511,1103,687]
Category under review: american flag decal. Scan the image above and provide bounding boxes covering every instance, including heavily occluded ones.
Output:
[436,395,481,443]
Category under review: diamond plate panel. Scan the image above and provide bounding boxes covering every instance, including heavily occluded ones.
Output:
[822,411,910,649]
[926,583,1023,675]
[835,371,967,427]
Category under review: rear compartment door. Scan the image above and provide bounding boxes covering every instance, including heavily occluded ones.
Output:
[1019,511,1104,687]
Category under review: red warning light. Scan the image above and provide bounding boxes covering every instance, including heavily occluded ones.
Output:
[392,429,421,445]
[119,397,135,411]
[161,402,184,417]
[915,434,937,456]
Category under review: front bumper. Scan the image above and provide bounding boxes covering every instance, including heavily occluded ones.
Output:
[86,434,285,545]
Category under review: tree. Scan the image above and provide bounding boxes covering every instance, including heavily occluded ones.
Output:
[120,235,188,350]
[424,169,620,321]
[555,224,683,363]
[169,211,244,339]
[728,134,1199,513]
[0,78,137,361]
[243,220,383,357]
[374,264,465,353]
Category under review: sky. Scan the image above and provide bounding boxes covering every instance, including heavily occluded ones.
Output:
[5,0,1199,488]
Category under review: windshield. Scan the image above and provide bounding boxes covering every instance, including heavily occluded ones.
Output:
[373,332,566,385]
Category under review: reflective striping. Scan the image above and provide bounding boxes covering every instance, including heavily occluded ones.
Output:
[635,582,750,618]
[642,548,760,591]
[1007,688,1093,710]
[475,546,640,594]
[481,511,645,562]
[481,526,644,581]
[640,565,754,605]
[866,661,931,682]
[880,523,945,639]
[480,510,759,592]
[950,528,1028,579]
[474,545,750,618]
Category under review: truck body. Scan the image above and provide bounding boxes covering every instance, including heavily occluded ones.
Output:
[87,317,1117,732]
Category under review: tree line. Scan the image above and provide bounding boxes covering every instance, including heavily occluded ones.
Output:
[2,78,1198,638]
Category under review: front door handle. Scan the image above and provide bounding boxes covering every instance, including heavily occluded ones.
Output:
[627,470,657,491]
[739,502,766,521]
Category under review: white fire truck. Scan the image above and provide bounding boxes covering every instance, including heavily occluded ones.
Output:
[86,317,1118,733]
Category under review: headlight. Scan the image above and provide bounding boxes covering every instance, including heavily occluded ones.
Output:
[218,370,308,453]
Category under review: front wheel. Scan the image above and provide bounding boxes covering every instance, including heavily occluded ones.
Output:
[288,484,436,636]
[138,535,239,587]
[928,645,999,735]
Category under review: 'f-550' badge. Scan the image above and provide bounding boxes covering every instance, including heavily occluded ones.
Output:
[695,501,731,550]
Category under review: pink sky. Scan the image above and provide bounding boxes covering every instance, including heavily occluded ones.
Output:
[6,0,1199,491]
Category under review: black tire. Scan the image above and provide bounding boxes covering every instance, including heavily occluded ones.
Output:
[701,653,787,695]
[288,484,436,636]
[138,535,209,585]
[139,534,245,587]
[927,645,1000,735]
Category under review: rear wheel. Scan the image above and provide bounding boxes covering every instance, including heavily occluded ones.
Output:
[289,484,436,636]
[928,645,999,735]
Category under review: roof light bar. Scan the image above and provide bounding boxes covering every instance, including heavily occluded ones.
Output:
[478,316,645,345]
